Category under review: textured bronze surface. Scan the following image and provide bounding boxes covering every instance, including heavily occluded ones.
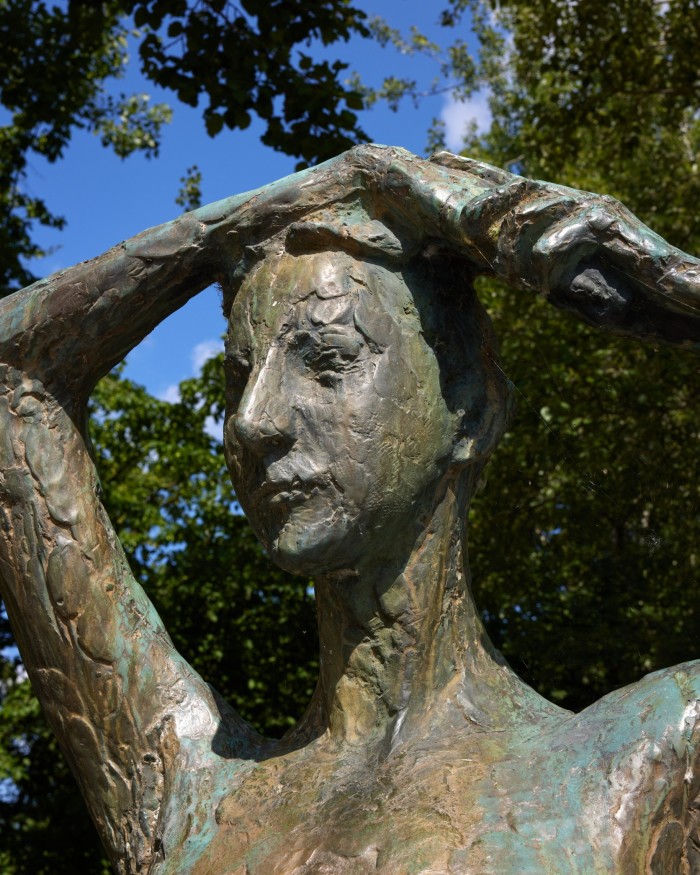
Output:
[1,146,699,873]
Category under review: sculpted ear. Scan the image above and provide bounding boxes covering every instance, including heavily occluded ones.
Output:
[449,362,515,469]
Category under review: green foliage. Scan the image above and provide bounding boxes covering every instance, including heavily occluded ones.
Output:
[355,15,478,112]
[175,163,203,211]
[0,0,370,295]
[126,0,369,164]
[469,283,700,710]
[440,0,700,709]
[95,93,173,158]
[456,0,700,243]
[0,0,141,293]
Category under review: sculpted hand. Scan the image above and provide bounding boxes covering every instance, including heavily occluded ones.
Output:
[423,151,700,350]
[194,145,494,274]
[524,190,700,348]
[192,145,393,273]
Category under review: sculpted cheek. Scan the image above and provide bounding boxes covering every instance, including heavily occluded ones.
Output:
[372,346,417,402]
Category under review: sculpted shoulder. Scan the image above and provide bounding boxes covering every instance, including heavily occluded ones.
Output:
[579,660,700,772]
[564,662,700,873]
[451,665,700,875]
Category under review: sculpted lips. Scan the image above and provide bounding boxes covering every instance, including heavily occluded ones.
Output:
[252,476,325,509]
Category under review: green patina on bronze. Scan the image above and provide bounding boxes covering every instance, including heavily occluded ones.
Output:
[1,146,699,874]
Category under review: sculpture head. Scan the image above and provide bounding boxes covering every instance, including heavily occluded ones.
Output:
[221,222,513,577]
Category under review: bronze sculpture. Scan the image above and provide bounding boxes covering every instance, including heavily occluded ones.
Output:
[0,145,699,873]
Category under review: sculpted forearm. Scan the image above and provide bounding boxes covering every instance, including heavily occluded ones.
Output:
[0,211,214,400]
[0,147,385,400]
[493,179,700,348]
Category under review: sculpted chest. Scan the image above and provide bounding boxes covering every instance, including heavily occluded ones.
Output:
[169,678,700,875]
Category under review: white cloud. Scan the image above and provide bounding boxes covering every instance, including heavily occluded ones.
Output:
[159,338,224,404]
[204,415,223,442]
[191,338,224,372]
[159,384,181,404]
[440,91,492,152]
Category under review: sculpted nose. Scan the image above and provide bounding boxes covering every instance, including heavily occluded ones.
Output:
[233,365,292,455]
[234,408,291,454]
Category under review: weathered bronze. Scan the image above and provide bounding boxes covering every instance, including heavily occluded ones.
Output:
[1,146,699,874]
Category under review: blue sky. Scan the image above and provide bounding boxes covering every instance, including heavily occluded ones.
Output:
[22,1,490,426]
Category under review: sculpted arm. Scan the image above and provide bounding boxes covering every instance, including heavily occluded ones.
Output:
[0,146,397,872]
[0,205,248,872]
[382,149,700,349]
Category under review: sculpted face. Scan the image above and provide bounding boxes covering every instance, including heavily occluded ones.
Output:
[223,250,457,575]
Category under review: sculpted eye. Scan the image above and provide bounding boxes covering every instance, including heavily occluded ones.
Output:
[292,328,363,386]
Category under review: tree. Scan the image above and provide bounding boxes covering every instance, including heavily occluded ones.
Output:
[432,0,700,710]
[0,0,166,294]
[0,0,369,295]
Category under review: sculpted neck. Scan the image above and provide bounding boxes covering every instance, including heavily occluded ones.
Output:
[292,471,560,751]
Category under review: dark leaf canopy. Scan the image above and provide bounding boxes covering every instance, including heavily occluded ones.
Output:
[0,0,369,295]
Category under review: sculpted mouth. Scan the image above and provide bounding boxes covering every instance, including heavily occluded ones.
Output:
[252,476,324,507]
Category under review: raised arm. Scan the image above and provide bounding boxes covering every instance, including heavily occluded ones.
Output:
[409,150,700,350]
[0,206,248,872]
[0,145,386,397]
[0,145,412,873]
